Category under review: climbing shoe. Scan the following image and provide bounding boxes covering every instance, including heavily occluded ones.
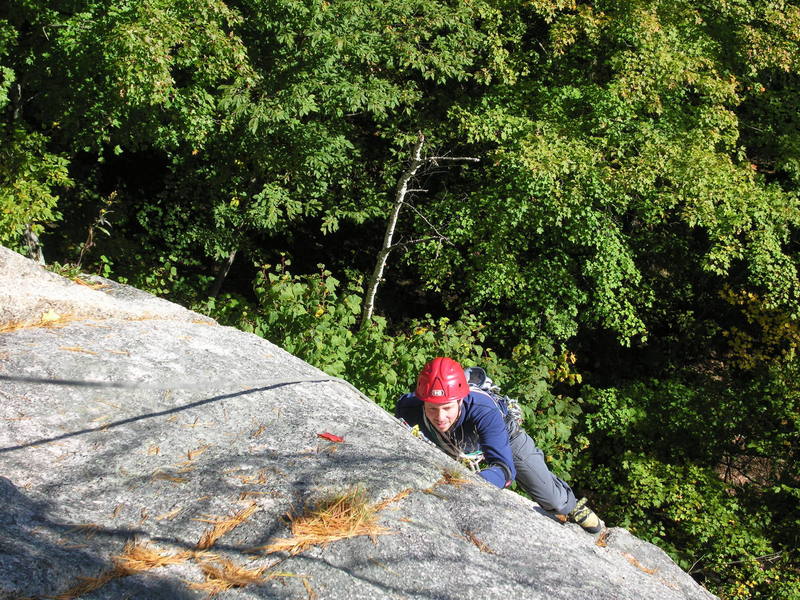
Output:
[568,497,604,534]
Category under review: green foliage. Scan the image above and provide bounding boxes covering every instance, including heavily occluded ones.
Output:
[722,285,800,368]
[116,253,195,299]
[578,372,800,599]
[0,125,71,248]
[0,18,68,249]
[46,261,84,281]
[592,452,797,600]
[10,0,252,151]
[6,0,520,272]
[403,0,800,351]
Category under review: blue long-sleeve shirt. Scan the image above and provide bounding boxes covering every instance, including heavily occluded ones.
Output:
[395,390,516,488]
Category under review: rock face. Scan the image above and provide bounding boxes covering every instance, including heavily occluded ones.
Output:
[0,245,717,600]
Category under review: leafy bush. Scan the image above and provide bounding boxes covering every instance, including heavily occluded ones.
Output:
[0,126,71,249]
[577,378,799,600]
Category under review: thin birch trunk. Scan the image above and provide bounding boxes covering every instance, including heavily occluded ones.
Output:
[360,133,426,328]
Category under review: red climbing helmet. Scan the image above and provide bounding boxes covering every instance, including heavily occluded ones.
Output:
[415,357,468,404]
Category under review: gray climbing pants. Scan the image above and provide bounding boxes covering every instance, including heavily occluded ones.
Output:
[509,430,577,515]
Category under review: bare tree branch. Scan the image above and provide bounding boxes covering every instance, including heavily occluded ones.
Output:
[427,156,480,162]
[689,552,783,574]
[400,200,450,242]
[389,235,452,250]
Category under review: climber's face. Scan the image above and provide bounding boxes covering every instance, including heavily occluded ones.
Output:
[423,400,461,433]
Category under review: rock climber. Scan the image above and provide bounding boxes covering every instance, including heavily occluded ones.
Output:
[395,356,603,534]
